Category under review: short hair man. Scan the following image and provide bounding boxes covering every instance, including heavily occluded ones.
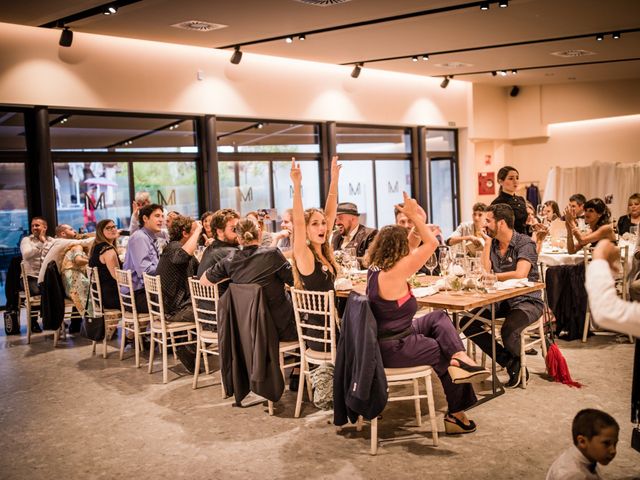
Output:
[446,202,487,255]
[123,203,164,313]
[20,217,53,296]
[196,208,240,278]
[128,191,151,233]
[270,208,293,257]
[569,194,587,218]
[459,203,544,388]
[546,409,619,479]
[331,202,378,260]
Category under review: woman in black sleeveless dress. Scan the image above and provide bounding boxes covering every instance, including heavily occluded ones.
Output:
[88,219,122,310]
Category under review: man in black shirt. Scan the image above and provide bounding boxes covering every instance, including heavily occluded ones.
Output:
[196,208,239,278]
[156,215,202,322]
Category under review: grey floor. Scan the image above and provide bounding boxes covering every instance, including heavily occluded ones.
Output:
[1,317,638,480]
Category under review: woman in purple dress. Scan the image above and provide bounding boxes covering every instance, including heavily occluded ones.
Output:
[365,192,489,434]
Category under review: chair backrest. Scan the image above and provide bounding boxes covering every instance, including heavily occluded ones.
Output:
[290,288,337,363]
[20,261,34,302]
[143,272,165,326]
[188,277,226,334]
[582,246,593,266]
[115,268,138,319]
[86,266,104,316]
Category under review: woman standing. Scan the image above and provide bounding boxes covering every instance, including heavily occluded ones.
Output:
[491,166,528,234]
[565,197,616,254]
[290,155,341,350]
[617,193,640,236]
[88,219,122,310]
[365,192,488,434]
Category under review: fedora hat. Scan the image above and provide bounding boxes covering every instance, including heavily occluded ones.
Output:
[337,202,360,216]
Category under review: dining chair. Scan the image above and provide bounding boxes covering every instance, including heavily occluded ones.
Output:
[115,269,150,367]
[20,261,40,344]
[86,266,121,358]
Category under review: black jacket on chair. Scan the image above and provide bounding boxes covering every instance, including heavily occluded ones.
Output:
[40,261,65,331]
[218,283,284,405]
[5,255,23,312]
[333,292,388,426]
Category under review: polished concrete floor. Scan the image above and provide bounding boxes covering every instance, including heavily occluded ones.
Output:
[0,317,638,480]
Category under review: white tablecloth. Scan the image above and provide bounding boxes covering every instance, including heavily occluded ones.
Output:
[539,250,584,267]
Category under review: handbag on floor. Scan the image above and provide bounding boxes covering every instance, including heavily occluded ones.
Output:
[79,270,105,342]
[4,309,20,335]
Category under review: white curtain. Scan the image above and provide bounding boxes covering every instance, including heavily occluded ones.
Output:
[542,161,640,220]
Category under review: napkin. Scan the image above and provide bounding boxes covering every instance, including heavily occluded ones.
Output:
[412,286,440,298]
[494,278,534,290]
[334,277,353,290]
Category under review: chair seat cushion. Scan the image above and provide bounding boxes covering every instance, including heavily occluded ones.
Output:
[200,330,218,341]
[384,365,433,379]
[151,320,195,331]
[279,340,299,352]
[305,349,333,362]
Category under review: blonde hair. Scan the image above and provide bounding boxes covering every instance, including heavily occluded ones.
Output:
[291,207,338,289]
[235,218,260,244]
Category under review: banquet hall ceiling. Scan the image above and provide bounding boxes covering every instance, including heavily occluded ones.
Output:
[1,0,640,86]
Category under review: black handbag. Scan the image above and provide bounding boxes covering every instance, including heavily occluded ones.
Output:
[79,270,105,342]
[4,310,20,335]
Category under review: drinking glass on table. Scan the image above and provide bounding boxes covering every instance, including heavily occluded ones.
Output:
[438,248,451,276]
[425,253,438,277]
[467,257,482,294]
[482,270,497,293]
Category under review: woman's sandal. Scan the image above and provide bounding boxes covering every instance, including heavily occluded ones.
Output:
[444,414,477,435]
[447,359,491,384]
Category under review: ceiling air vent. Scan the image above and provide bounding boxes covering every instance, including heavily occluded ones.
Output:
[293,0,353,6]
[550,49,596,58]
[171,20,228,32]
[435,62,473,68]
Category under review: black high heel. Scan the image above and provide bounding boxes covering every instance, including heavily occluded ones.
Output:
[447,359,490,384]
[444,413,477,434]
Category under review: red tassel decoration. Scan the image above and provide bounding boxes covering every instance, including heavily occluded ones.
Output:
[546,343,582,388]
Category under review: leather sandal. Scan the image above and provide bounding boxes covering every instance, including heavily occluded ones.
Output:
[447,359,491,384]
[444,414,477,435]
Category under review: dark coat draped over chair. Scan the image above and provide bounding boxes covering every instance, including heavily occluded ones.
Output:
[545,263,587,341]
[218,283,284,405]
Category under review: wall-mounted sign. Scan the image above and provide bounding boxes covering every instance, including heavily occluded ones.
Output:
[478,172,495,195]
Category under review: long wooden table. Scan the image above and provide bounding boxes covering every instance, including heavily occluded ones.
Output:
[337,275,547,406]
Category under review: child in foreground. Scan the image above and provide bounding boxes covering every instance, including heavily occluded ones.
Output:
[546,409,619,480]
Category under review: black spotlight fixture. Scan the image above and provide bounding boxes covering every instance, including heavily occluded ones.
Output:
[351,63,363,78]
[257,122,264,129]
[59,27,73,47]
[103,5,118,15]
[491,71,497,76]
[230,46,243,65]
[285,36,293,44]
[422,54,429,61]
[612,32,621,39]
[411,56,419,62]
[498,0,509,7]
[510,86,520,97]
[480,2,490,10]
[511,69,518,74]
[298,34,306,41]
[596,33,604,41]
[440,76,450,89]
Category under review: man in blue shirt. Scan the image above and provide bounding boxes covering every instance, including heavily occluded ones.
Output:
[460,203,544,388]
[123,203,164,313]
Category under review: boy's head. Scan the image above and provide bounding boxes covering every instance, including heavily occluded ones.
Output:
[572,409,619,465]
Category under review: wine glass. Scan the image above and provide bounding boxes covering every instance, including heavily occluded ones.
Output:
[438,248,451,276]
[536,204,545,223]
[425,253,438,277]
[467,257,482,294]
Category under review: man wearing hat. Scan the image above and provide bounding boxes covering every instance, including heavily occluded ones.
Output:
[331,202,378,262]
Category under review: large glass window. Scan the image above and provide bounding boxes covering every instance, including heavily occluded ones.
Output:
[338,161,376,228]
[0,163,28,306]
[54,161,131,231]
[49,114,196,153]
[217,121,319,153]
[375,160,412,228]
[273,161,320,212]
[336,126,411,154]
[429,158,458,237]
[133,162,199,219]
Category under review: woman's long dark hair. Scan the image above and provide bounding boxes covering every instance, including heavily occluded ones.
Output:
[497,166,518,193]
[544,200,561,220]
[584,198,611,229]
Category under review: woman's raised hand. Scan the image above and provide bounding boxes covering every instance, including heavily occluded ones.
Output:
[330,155,341,179]
[563,205,575,226]
[290,157,302,185]
[396,192,420,220]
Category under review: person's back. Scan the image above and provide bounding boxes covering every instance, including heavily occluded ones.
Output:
[546,409,619,480]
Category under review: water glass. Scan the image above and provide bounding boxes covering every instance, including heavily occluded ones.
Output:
[482,270,497,293]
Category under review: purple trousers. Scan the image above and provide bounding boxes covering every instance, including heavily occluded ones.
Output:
[378,310,477,413]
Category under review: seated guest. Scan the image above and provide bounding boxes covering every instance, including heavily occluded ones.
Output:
[460,203,544,388]
[525,202,549,254]
[88,219,122,311]
[60,242,93,317]
[568,193,587,220]
[156,215,202,323]
[200,210,215,247]
[447,202,486,255]
[617,193,640,236]
[546,409,619,480]
[247,210,275,248]
[38,224,94,284]
[202,218,297,342]
[542,200,561,224]
[122,203,164,313]
[128,191,151,233]
[564,198,616,254]
[270,208,293,256]
[396,203,444,245]
[366,192,489,435]
[20,216,53,297]
[196,208,240,278]
[331,202,378,261]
